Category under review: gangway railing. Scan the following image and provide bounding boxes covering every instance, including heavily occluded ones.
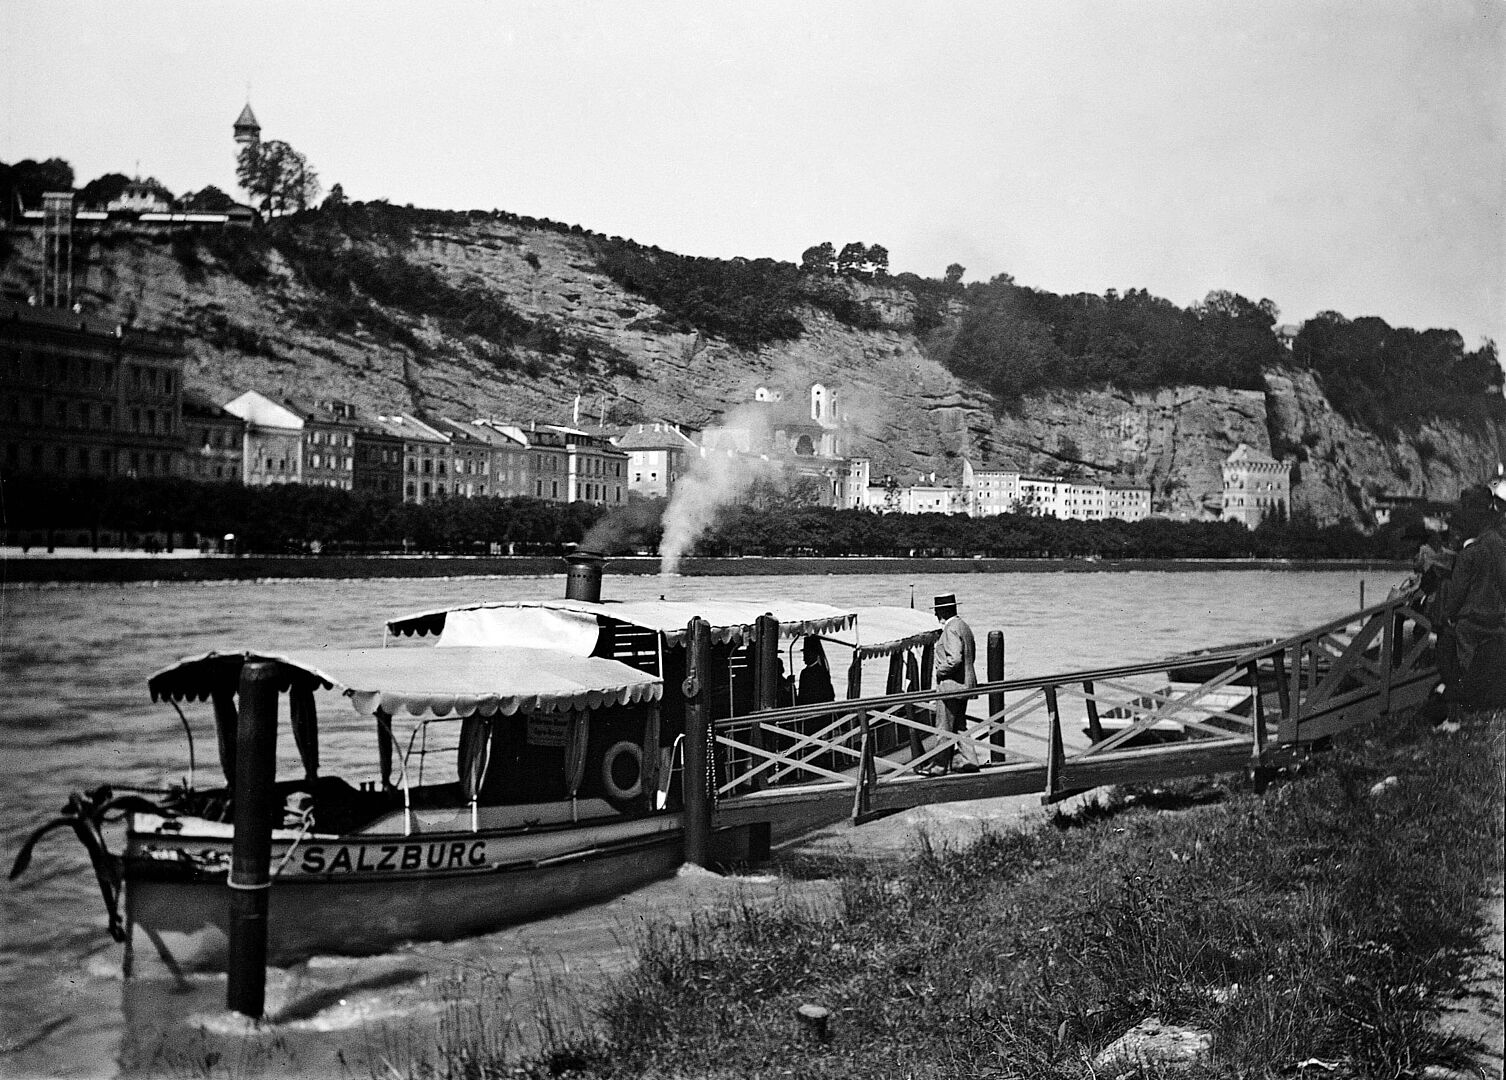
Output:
[697,591,1438,834]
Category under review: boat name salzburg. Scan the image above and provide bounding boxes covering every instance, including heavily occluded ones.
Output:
[300,840,487,875]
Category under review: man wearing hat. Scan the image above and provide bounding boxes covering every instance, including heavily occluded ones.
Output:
[1439,474,1506,713]
[928,593,980,774]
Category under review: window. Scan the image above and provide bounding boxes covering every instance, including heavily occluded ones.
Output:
[54,446,67,469]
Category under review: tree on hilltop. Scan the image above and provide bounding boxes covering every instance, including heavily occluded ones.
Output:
[837,241,869,277]
[237,140,320,217]
[800,242,835,275]
[178,185,240,212]
[78,172,132,209]
[0,158,74,218]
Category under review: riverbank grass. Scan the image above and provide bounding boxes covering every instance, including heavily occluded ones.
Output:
[489,709,1503,1079]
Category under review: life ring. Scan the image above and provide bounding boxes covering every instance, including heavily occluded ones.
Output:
[599,740,645,805]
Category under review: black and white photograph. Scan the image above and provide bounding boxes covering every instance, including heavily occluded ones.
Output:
[2,2,1503,1077]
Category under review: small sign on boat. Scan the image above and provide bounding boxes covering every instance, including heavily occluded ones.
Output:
[527,715,570,747]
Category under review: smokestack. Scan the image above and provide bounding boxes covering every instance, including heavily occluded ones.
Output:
[564,549,605,602]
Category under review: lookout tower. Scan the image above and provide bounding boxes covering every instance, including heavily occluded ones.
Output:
[233,103,261,150]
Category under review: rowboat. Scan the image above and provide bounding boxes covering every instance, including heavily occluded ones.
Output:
[11,558,943,974]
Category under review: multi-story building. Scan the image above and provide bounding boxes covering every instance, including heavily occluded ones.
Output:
[1,301,186,479]
[223,390,303,486]
[1221,443,1290,528]
[352,418,405,499]
[896,474,965,514]
[376,414,451,504]
[1104,483,1152,522]
[431,417,505,498]
[285,398,358,490]
[181,389,245,483]
[962,460,1022,517]
[465,419,533,499]
[550,425,627,505]
[612,421,697,499]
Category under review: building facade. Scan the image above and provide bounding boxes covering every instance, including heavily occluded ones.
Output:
[352,419,405,499]
[1221,443,1290,528]
[286,399,358,490]
[223,390,303,486]
[613,422,696,499]
[962,460,1023,517]
[1,302,186,480]
[1105,483,1153,522]
[181,389,244,483]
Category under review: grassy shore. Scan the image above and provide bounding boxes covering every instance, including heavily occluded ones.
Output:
[456,708,1504,1079]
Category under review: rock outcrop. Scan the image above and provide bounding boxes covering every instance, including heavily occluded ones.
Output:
[3,218,1500,524]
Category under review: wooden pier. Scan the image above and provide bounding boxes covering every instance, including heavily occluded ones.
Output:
[680,591,1439,846]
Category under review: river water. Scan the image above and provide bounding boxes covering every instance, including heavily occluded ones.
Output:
[0,567,1388,1078]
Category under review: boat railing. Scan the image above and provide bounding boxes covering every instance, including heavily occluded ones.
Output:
[707,591,1438,824]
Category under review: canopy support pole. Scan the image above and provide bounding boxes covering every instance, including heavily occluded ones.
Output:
[227,660,279,1019]
[683,617,713,867]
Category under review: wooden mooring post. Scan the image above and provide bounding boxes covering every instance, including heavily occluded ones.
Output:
[227,661,279,1018]
[682,617,713,867]
[749,613,781,791]
[987,630,1006,761]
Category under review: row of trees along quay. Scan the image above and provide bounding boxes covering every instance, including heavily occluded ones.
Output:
[1,474,1433,561]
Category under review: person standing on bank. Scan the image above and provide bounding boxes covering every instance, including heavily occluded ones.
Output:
[928,593,980,774]
[1440,476,1506,714]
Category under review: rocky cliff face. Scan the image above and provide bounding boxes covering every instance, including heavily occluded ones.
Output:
[4,218,1501,524]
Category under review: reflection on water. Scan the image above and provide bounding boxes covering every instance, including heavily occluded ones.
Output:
[0,568,1381,1077]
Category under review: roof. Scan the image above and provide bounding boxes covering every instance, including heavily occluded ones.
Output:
[281,398,362,428]
[223,390,304,430]
[233,103,260,131]
[181,389,242,419]
[373,413,449,443]
[387,598,858,650]
[148,646,662,721]
[613,423,698,452]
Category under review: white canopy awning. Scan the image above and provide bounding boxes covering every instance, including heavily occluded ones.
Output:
[148,646,663,721]
[386,598,857,651]
[838,606,943,659]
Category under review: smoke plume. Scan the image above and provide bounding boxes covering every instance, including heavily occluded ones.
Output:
[658,405,772,575]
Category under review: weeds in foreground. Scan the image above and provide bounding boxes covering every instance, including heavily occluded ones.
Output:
[451,711,1502,1078]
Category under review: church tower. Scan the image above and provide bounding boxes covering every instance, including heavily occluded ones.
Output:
[233,103,261,149]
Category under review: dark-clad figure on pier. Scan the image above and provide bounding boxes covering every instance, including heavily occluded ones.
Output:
[796,636,836,706]
[927,593,980,774]
[1441,476,1506,713]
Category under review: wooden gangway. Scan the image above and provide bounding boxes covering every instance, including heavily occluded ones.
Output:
[678,591,1439,842]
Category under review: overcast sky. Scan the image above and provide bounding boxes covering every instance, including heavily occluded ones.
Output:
[4,0,1502,348]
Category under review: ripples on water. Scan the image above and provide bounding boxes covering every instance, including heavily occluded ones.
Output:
[0,568,1381,1077]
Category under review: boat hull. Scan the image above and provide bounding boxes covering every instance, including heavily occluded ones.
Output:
[125,823,763,973]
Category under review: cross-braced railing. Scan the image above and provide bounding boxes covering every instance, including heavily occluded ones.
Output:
[706,591,1438,830]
